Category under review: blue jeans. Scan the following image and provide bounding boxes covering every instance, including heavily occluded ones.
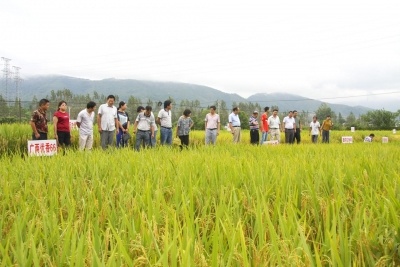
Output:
[160,127,172,146]
[322,130,330,143]
[151,130,157,147]
[116,130,128,148]
[135,130,151,151]
[260,131,268,145]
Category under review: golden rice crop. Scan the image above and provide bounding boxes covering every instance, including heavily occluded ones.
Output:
[0,124,399,266]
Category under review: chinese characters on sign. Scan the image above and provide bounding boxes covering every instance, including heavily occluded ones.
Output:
[28,140,58,156]
[382,137,389,143]
[263,140,279,146]
[341,136,353,144]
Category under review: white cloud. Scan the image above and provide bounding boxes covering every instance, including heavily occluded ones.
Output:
[1,0,399,109]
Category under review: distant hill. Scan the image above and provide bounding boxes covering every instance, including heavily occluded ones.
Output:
[21,75,246,106]
[20,75,372,116]
[247,93,372,117]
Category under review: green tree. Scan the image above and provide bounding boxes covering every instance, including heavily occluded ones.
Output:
[238,111,250,130]
[315,103,337,122]
[338,112,345,124]
[360,109,399,130]
[346,112,357,125]
[0,94,9,118]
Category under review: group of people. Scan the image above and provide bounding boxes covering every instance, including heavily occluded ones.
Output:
[229,107,335,145]
[30,96,197,151]
[30,97,374,150]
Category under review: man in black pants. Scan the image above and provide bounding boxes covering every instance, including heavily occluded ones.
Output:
[292,110,302,144]
[249,111,260,145]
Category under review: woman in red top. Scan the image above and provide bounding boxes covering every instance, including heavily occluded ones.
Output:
[53,100,71,146]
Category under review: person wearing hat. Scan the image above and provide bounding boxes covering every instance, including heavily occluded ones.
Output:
[282,111,296,144]
[364,133,375,142]
[249,111,260,145]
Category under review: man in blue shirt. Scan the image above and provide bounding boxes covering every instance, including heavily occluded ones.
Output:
[229,107,241,144]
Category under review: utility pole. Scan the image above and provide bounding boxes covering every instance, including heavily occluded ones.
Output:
[13,66,22,101]
[217,100,221,114]
[1,57,11,103]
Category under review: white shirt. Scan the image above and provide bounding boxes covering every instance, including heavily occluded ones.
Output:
[283,116,295,129]
[77,109,94,136]
[98,104,117,131]
[364,136,373,142]
[136,112,156,131]
[310,121,321,135]
[205,113,220,129]
[268,115,280,129]
[158,109,172,128]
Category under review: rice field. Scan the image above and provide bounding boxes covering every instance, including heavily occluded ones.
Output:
[0,124,399,266]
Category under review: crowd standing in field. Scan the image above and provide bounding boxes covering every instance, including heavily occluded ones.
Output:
[30,97,381,150]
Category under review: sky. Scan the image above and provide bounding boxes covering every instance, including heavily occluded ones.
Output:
[1,0,400,110]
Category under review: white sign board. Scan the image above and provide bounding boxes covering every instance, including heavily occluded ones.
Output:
[70,120,78,130]
[28,139,58,156]
[393,129,397,134]
[351,127,355,132]
[263,140,279,146]
[342,136,353,143]
[382,137,389,143]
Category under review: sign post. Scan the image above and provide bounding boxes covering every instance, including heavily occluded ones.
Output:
[263,140,279,146]
[341,136,353,144]
[28,140,58,156]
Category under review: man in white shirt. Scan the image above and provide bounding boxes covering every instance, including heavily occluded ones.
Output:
[309,116,321,144]
[157,100,173,146]
[364,133,375,142]
[228,107,241,144]
[97,95,118,149]
[268,109,281,143]
[76,101,96,150]
[204,105,220,145]
[282,111,296,144]
[133,106,155,151]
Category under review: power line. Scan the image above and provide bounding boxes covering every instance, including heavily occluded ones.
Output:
[13,66,22,100]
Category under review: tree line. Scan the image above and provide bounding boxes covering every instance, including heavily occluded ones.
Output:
[0,89,399,130]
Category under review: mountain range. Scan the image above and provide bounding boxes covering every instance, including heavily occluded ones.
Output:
[18,75,373,117]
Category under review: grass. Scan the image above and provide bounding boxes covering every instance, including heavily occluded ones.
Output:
[0,124,399,266]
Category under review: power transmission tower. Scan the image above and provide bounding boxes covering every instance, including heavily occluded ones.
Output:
[1,57,11,103]
[13,66,22,100]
